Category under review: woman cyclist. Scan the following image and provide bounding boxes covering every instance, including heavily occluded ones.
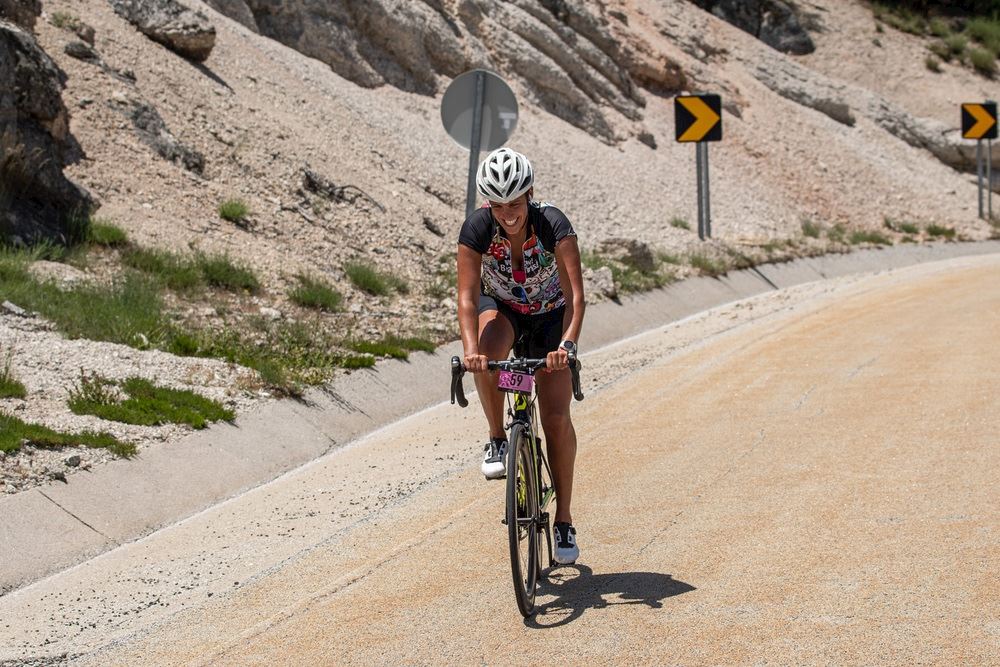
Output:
[456,147,586,564]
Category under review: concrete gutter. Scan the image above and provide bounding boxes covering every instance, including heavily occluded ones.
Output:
[2,240,998,595]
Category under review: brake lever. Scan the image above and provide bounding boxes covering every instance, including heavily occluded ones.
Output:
[568,352,584,401]
[450,356,468,408]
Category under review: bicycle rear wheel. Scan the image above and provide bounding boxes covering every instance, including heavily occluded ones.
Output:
[506,422,539,617]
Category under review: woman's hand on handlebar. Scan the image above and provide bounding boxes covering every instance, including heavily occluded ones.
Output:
[464,352,490,373]
[545,347,570,372]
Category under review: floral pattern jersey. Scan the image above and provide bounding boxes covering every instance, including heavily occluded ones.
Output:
[458,201,576,315]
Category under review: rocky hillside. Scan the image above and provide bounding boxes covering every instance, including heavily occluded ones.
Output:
[1,0,999,486]
[10,0,1000,297]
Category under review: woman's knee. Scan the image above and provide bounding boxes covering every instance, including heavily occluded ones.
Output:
[478,313,513,358]
[541,409,573,436]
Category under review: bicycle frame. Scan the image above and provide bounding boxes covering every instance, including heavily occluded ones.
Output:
[506,389,555,520]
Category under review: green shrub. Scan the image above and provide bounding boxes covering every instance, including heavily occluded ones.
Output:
[196,252,260,292]
[345,261,406,296]
[801,219,822,238]
[899,222,921,234]
[218,199,250,222]
[969,47,997,75]
[349,339,408,360]
[581,250,671,293]
[0,412,132,456]
[872,3,926,34]
[289,273,343,312]
[670,217,691,231]
[946,33,969,56]
[384,274,410,295]
[929,41,953,61]
[761,239,792,254]
[87,220,129,247]
[926,224,957,239]
[688,252,727,277]
[122,246,202,292]
[68,373,234,429]
[167,322,374,395]
[827,224,847,244]
[966,17,1000,55]
[0,346,26,399]
[929,17,952,37]
[0,258,169,348]
[849,230,892,245]
[124,247,259,293]
[345,261,386,295]
[925,55,943,71]
[347,335,436,360]
[426,255,458,300]
[389,335,436,353]
[49,11,81,30]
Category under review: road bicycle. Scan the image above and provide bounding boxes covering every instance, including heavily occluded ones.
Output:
[450,348,584,617]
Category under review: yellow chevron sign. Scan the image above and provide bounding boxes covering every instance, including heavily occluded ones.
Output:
[675,94,722,143]
[962,102,997,140]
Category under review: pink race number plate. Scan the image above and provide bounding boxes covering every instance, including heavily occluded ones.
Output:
[497,370,533,394]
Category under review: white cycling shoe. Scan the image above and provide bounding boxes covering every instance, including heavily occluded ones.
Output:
[553,522,579,564]
[481,438,507,479]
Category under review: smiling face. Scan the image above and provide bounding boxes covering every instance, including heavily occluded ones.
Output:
[488,189,532,238]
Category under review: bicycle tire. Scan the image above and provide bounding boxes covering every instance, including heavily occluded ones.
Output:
[507,422,539,617]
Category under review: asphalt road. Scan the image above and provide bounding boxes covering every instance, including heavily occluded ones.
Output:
[4,254,998,665]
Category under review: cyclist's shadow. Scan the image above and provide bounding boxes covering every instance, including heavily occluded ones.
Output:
[527,564,695,628]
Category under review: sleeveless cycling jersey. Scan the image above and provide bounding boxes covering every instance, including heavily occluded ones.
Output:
[458,201,576,315]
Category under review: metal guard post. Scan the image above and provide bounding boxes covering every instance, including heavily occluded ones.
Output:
[977,139,984,220]
[464,71,486,220]
[703,142,712,239]
[696,142,705,241]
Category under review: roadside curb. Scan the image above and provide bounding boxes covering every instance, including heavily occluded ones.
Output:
[2,240,998,595]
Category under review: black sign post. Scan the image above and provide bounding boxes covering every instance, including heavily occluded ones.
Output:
[676,94,722,240]
[961,101,997,220]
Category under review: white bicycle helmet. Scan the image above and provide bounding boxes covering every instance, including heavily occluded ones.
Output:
[476,147,534,203]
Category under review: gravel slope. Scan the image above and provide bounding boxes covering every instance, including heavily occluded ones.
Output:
[2,0,996,492]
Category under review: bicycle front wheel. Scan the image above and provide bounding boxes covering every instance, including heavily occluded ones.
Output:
[506,422,539,617]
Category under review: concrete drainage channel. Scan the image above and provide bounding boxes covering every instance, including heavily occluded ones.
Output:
[1,240,998,595]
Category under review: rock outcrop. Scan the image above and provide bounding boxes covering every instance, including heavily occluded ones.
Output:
[751,59,855,126]
[744,46,994,173]
[692,0,815,55]
[203,0,258,33]
[108,0,216,62]
[598,237,656,272]
[209,0,685,144]
[0,19,94,246]
[0,0,40,31]
[865,100,989,176]
[108,98,205,174]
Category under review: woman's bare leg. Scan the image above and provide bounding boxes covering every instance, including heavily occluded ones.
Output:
[536,368,576,524]
[473,309,514,438]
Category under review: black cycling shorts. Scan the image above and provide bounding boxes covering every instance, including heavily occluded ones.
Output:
[479,294,565,359]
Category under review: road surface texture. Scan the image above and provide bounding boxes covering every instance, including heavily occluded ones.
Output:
[2,253,997,665]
